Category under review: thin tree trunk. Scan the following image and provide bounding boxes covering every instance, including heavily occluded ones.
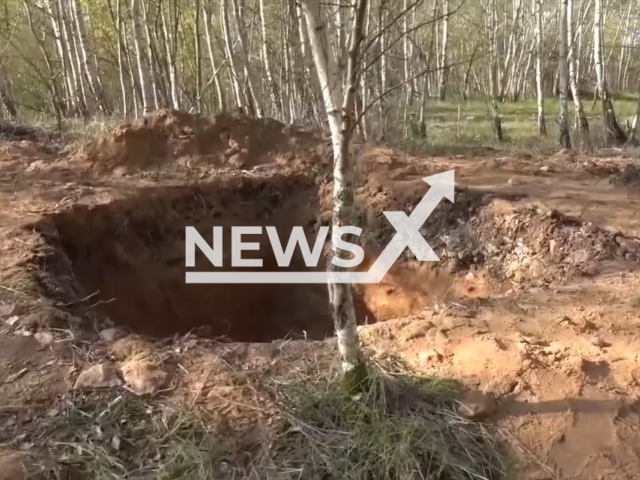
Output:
[116,0,127,115]
[298,0,368,379]
[46,0,74,114]
[558,0,571,148]
[568,0,590,145]
[221,0,244,111]
[194,0,203,112]
[259,0,280,117]
[140,1,160,108]
[593,0,626,145]
[61,0,88,115]
[71,0,108,113]
[130,0,155,115]
[231,0,263,117]
[160,0,180,110]
[203,0,225,111]
[438,0,449,101]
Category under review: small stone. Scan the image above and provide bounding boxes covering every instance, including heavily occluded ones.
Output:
[549,239,558,256]
[513,269,525,283]
[4,316,19,327]
[457,390,496,420]
[418,349,444,363]
[34,331,53,346]
[528,259,544,278]
[99,328,127,343]
[74,363,122,390]
[592,336,611,348]
[507,177,520,186]
[111,435,120,451]
[540,165,551,172]
[120,359,171,395]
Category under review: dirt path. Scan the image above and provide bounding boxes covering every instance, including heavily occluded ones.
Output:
[2,112,640,478]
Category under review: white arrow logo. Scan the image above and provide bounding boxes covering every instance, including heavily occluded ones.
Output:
[186,170,455,284]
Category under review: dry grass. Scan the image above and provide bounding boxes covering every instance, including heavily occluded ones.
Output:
[28,354,505,480]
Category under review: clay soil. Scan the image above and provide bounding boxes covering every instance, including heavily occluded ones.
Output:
[3,110,640,478]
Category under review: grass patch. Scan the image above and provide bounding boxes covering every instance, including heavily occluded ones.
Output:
[32,360,504,479]
[247,361,505,479]
[383,94,639,157]
[43,392,226,480]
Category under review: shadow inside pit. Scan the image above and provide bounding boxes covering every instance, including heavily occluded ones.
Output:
[31,174,344,342]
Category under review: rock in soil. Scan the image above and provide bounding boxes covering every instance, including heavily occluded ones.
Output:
[73,363,122,390]
[457,390,497,420]
[120,359,171,395]
[99,328,128,343]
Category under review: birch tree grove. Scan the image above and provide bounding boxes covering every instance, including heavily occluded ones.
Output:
[0,0,638,139]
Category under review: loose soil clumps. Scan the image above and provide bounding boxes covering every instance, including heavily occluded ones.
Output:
[69,109,321,174]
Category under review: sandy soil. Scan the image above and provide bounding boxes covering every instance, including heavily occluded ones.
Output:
[2,110,640,478]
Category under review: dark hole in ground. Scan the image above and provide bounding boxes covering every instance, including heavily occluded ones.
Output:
[35,175,344,342]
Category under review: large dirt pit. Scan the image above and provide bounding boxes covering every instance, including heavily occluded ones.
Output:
[33,175,339,342]
[9,113,640,478]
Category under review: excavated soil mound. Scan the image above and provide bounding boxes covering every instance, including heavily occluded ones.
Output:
[31,174,336,341]
[69,109,321,174]
[350,167,640,285]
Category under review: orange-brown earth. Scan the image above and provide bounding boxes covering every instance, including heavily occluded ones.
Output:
[2,110,640,478]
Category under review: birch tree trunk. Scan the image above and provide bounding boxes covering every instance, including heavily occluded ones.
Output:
[115,0,127,115]
[593,0,626,145]
[203,0,225,112]
[139,1,160,108]
[130,0,156,115]
[61,0,88,115]
[438,0,449,101]
[161,1,180,110]
[568,0,590,145]
[260,0,281,117]
[71,0,109,114]
[46,0,74,114]
[558,0,571,148]
[231,0,263,117]
[534,0,546,135]
[298,0,368,380]
[194,0,203,112]
[221,0,244,111]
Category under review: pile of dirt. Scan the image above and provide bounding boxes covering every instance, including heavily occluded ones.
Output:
[430,199,640,284]
[68,109,322,174]
[349,164,640,284]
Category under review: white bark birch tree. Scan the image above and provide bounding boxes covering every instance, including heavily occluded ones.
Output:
[298,0,368,380]
[70,0,108,113]
[558,0,571,148]
[567,0,590,146]
[593,0,626,146]
[130,0,156,115]
[438,0,449,101]
[534,0,546,136]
